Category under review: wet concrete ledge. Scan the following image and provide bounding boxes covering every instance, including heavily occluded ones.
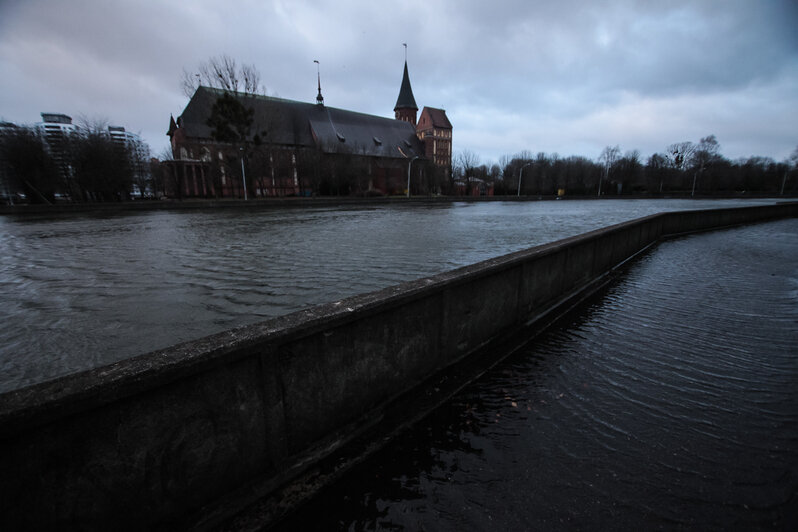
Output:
[0,203,795,529]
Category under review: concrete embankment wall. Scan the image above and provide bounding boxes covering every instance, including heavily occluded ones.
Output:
[0,203,795,529]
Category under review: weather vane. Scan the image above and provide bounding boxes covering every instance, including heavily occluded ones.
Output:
[403,43,407,62]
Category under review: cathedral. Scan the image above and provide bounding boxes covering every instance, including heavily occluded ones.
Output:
[165,59,452,198]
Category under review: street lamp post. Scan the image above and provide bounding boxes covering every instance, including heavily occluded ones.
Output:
[517,162,532,197]
[240,148,248,201]
[407,156,419,198]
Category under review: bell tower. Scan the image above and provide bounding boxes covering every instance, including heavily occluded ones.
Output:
[394,45,418,125]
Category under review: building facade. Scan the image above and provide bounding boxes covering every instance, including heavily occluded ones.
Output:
[416,107,453,172]
[166,60,453,198]
[394,62,453,182]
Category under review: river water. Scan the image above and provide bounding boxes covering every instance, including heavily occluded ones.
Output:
[272,218,798,531]
[0,198,783,391]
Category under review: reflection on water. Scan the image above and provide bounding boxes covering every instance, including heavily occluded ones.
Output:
[273,218,798,530]
[0,198,780,391]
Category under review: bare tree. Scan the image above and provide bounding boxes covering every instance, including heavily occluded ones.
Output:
[646,153,669,193]
[0,126,60,204]
[598,145,620,196]
[666,141,694,172]
[75,115,109,135]
[693,135,720,164]
[613,149,641,194]
[456,149,480,174]
[68,116,134,201]
[489,164,501,181]
[782,144,798,195]
[455,149,480,195]
[179,57,271,198]
[690,135,720,196]
[128,137,152,198]
[181,55,263,97]
[534,152,549,195]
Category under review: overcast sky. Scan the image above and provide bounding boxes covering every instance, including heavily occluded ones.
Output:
[1,0,796,166]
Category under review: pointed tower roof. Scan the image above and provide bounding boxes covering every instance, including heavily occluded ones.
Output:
[167,114,178,137]
[394,61,418,112]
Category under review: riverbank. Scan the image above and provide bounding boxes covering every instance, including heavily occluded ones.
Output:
[0,192,789,215]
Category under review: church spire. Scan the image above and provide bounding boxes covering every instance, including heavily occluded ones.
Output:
[314,60,324,106]
[394,45,418,125]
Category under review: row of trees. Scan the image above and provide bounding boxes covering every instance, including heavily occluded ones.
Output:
[455,136,798,197]
[0,120,152,204]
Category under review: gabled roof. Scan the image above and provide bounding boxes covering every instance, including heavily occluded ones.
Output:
[175,86,424,159]
[394,61,418,112]
[419,106,452,129]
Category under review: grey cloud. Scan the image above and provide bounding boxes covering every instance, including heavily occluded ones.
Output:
[1,0,796,162]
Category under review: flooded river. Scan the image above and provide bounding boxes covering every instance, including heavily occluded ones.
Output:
[0,198,783,391]
[272,218,798,530]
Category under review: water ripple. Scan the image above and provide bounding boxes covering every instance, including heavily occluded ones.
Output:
[0,199,786,394]
[274,217,798,531]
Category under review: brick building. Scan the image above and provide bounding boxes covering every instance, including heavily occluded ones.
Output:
[394,61,453,181]
[166,60,452,198]
[417,107,453,171]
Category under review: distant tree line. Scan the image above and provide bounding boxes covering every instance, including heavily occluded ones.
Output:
[456,136,798,197]
[0,119,152,204]
[166,126,797,200]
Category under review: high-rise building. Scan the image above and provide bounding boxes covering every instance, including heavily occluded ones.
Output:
[36,113,77,181]
[107,126,150,195]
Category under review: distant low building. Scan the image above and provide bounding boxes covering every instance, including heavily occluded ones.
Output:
[454,177,495,197]
[166,59,453,198]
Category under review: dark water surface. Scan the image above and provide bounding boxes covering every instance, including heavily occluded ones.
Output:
[274,218,798,531]
[0,198,782,391]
